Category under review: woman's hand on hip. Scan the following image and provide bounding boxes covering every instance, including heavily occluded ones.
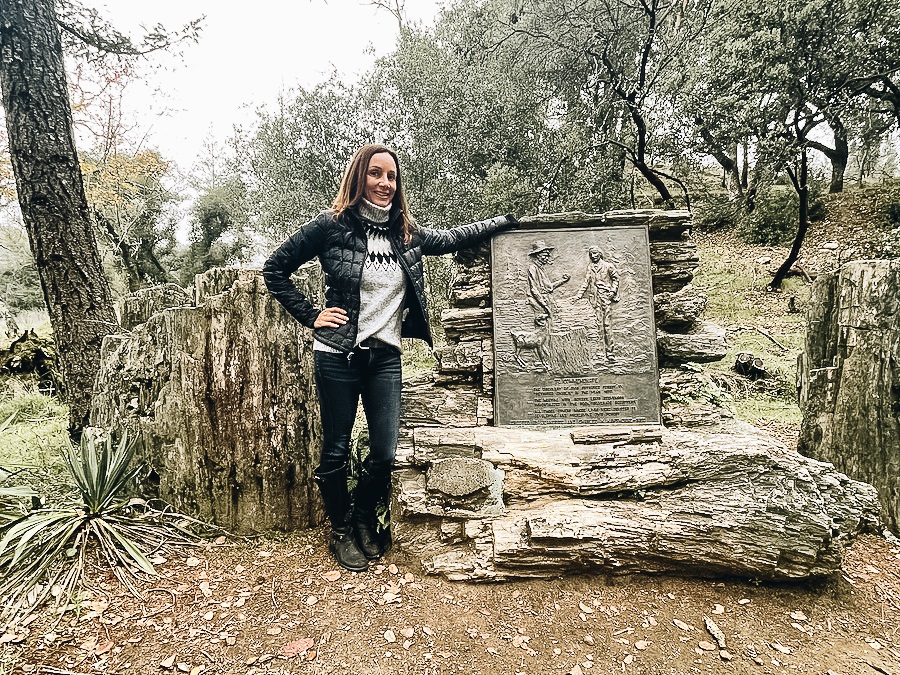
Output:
[314,307,348,328]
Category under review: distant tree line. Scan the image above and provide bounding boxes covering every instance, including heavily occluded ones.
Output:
[230,0,900,288]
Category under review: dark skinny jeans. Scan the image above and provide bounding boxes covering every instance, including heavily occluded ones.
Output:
[313,346,402,478]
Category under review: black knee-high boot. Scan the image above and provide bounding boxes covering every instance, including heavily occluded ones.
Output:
[314,464,368,572]
[352,468,390,560]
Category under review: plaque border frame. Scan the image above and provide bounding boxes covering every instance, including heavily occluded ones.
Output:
[490,223,662,428]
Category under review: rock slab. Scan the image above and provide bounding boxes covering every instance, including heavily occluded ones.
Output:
[393,422,879,581]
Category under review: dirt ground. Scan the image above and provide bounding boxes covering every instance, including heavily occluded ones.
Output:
[3,532,899,675]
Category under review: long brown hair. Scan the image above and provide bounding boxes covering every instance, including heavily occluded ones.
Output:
[332,144,415,243]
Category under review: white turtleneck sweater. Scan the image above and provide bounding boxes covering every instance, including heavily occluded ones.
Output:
[314,199,406,353]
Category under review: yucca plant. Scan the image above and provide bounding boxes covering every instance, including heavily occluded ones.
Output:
[0,414,38,526]
[0,470,37,526]
[0,428,201,627]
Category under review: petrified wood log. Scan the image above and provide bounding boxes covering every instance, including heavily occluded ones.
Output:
[517,210,692,241]
[441,307,493,341]
[399,377,479,432]
[662,402,734,428]
[734,351,767,379]
[434,341,483,377]
[798,260,900,533]
[119,283,192,330]
[449,257,491,308]
[91,267,323,533]
[392,422,879,581]
[657,321,728,363]
[654,285,708,330]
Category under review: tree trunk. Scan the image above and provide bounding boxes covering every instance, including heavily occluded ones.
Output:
[695,121,742,197]
[0,0,118,433]
[828,118,848,194]
[798,260,900,533]
[769,148,809,290]
[630,103,674,207]
[91,268,324,533]
[808,114,848,194]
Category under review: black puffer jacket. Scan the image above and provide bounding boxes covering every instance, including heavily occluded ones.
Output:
[263,206,513,353]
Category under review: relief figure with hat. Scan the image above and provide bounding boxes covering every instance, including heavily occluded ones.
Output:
[526,239,570,324]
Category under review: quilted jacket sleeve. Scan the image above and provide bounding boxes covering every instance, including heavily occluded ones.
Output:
[262,214,330,329]
[417,215,514,256]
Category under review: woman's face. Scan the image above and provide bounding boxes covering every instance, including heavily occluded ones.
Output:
[364,152,397,207]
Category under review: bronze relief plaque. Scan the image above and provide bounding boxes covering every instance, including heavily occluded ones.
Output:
[491,226,660,426]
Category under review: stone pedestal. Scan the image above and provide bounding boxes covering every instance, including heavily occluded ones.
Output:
[392,422,878,580]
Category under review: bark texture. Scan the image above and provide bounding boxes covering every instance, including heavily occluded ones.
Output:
[798,260,900,533]
[0,0,118,431]
[91,268,322,532]
[392,422,878,581]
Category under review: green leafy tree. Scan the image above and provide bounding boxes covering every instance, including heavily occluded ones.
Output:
[179,177,249,284]
[240,83,366,242]
[685,0,900,287]
[478,0,713,208]
[82,150,180,291]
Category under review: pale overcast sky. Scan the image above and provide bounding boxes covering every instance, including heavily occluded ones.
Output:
[87,0,441,172]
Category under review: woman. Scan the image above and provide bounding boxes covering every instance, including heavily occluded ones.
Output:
[263,144,515,572]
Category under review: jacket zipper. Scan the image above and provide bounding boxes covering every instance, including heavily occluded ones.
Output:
[390,233,431,346]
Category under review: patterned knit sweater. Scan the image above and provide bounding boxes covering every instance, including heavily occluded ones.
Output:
[313,199,405,352]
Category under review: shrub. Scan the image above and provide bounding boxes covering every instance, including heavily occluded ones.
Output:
[740,182,826,245]
[0,429,205,628]
[693,192,742,231]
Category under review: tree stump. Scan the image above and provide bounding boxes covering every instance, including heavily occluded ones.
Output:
[798,260,900,533]
[91,267,323,533]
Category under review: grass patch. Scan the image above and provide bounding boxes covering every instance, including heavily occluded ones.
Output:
[732,397,802,427]
[693,232,810,375]
[0,377,72,501]
[693,231,811,431]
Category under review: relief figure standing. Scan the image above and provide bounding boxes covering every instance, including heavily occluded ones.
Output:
[574,246,619,357]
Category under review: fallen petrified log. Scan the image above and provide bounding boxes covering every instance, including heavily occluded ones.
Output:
[654,286,708,330]
[798,260,900,533]
[734,352,767,379]
[91,268,323,533]
[392,421,879,581]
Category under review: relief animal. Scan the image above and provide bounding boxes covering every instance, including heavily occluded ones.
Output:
[511,314,551,370]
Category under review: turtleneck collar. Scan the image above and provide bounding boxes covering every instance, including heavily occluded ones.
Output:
[357,199,392,224]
